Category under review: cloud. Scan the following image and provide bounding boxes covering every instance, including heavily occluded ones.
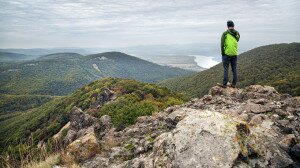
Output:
[0,0,299,49]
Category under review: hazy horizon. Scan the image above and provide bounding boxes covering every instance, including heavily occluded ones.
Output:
[0,0,299,50]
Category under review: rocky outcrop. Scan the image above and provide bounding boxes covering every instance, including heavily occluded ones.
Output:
[91,88,117,108]
[58,85,299,168]
[61,106,114,162]
[63,106,98,145]
[64,130,100,162]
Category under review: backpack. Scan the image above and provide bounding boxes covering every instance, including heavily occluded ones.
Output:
[224,32,239,56]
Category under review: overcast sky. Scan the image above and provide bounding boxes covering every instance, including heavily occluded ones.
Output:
[0,0,299,49]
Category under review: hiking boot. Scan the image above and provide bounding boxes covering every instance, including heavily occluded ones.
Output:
[217,83,227,88]
[229,84,236,88]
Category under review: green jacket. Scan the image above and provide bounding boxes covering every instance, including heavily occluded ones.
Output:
[221,29,240,56]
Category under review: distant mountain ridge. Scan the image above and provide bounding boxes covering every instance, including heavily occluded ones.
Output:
[159,43,300,97]
[0,51,37,62]
[37,53,84,60]
[0,43,218,56]
[0,51,194,95]
[0,48,91,56]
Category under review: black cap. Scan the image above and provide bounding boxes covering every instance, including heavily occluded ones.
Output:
[227,20,234,27]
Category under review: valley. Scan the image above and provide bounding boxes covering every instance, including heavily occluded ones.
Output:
[132,54,208,71]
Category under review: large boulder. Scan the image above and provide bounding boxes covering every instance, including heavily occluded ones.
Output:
[209,85,242,98]
[63,106,98,145]
[61,106,116,165]
[64,129,100,162]
[152,110,241,168]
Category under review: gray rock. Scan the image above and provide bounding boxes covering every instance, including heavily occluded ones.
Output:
[69,106,97,131]
[164,105,180,114]
[274,109,288,117]
[208,85,242,98]
[242,85,279,100]
[202,94,212,102]
[63,129,77,145]
[240,101,271,114]
[81,154,109,168]
[143,110,241,168]
[91,88,116,108]
[249,114,265,126]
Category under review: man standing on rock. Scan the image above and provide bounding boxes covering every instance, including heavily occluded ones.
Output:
[219,20,240,88]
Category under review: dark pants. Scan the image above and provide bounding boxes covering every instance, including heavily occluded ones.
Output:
[222,55,237,86]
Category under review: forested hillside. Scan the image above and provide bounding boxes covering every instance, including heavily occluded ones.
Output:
[160,43,300,98]
[0,94,54,114]
[0,52,193,96]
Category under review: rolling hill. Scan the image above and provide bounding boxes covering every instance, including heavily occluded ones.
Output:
[0,52,194,96]
[159,43,300,98]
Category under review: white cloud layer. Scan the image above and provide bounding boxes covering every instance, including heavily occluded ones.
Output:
[0,0,299,48]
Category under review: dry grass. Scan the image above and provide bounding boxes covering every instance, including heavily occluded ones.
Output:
[25,153,61,168]
[60,151,75,166]
[25,152,80,168]
[1,137,64,168]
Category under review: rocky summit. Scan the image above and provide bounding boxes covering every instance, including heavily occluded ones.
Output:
[55,85,300,168]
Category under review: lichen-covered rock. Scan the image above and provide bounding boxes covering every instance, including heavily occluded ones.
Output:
[63,106,98,145]
[64,130,100,162]
[242,85,279,100]
[81,155,109,168]
[159,110,241,168]
[55,85,299,168]
[209,85,242,98]
[69,106,97,131]
[91,88,116,108]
